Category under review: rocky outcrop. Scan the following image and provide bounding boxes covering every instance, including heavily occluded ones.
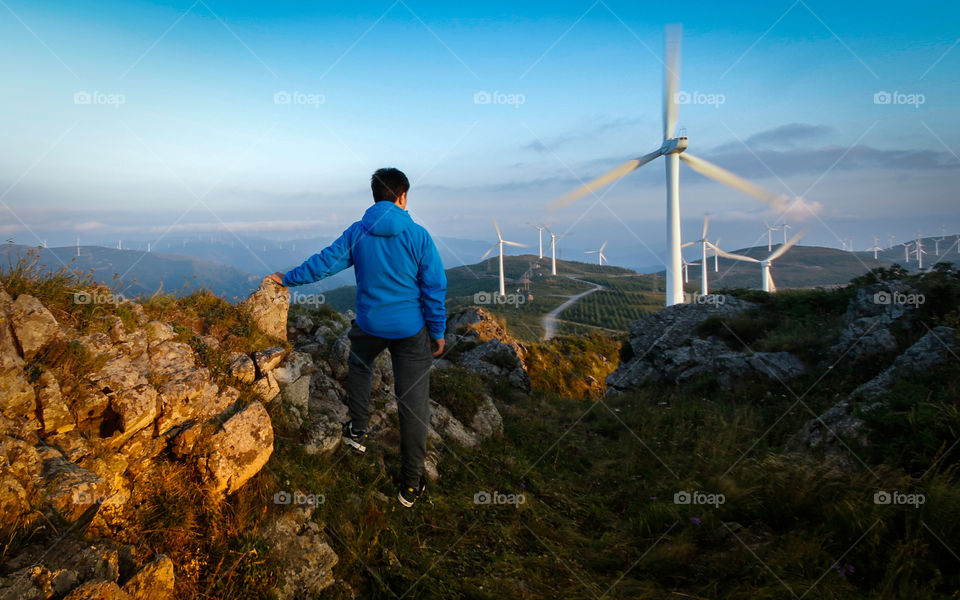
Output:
[260,506,338,600]
[606,298,807,394]
[830,282,920,361]
[443,307,530,392]
[790,326,959,459]
[240,277,290,341]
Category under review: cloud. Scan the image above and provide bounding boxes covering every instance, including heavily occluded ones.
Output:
[523,116,643,154]
[745,123,835,149]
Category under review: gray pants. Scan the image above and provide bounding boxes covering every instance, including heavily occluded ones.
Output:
[346,322,432,488]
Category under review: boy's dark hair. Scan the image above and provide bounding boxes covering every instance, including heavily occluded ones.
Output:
[371,168,410,203]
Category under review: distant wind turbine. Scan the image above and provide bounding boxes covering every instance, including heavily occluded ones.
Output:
[867,236,884,260]
[546,227,570,276]
[548,25,790,306]
[707,230,805,292]
[681,213,711,294]
[902,242,914,263]
[781,221,791,245]
[934,226,946,256]
[585,241,608,266]
[886,233,896,249]
[764,221,780,252]
[529,223,547,259]
[481,220,528,296]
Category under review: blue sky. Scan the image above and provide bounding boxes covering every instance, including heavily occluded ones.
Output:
[1,0,958,269]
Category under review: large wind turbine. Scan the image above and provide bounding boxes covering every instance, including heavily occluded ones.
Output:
[549,25,789,306]
[707,231,804,293]
[867,235,884,260]
[546,227,570,275]
[529,223,547,259]
[682,213,711,294]
[585,241,608,266]
[480,220,528,297]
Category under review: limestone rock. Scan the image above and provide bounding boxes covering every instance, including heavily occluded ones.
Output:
[260,507,338,599]
[144,321,175,345]
[8,294,59,360]
[121,555,174,600]
[253,372,280,403]
[253,346,288,374]
[240,277,290,341]
[199,401,274,494]
[38,371,76,435]
[63,580,131,600]
[227,352,255,383]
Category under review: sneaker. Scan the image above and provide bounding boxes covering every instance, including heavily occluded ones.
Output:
[398,477,426,508]
[342,421,368,454]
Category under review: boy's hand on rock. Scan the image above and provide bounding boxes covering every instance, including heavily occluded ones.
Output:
[267,272,285,286]
[431,337,445,357]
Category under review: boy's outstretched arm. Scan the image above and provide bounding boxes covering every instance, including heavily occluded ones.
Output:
[269,227,355,287]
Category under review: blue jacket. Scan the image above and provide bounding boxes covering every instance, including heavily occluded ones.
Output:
[282,202,447,340]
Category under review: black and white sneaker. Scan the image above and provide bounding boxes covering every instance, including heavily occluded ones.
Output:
[342,421,368,454]
[398,477,426,508]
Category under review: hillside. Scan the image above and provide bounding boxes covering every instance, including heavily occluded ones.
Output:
[2,258,958,599]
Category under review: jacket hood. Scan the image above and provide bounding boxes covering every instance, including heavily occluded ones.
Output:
[360,202,413,237]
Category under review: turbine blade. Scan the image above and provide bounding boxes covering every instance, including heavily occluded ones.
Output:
[681,241,697,248]
[503,240,528,248]
[702,213,710,239]
[549,150,661,212]
[585,250,598,254]
[768,229,806,261]
[706,241,759,263]
[600,241,607,252]
[493,219,503,241]
[480,244,497,260]
[680,153,790,211]
[663,24,682,140]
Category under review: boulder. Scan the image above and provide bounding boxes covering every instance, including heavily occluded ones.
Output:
[227,352,256,383]
[121,555,174,600]
[253,372,280,403]
[260,507,338,599]
[8,294,59,360]
[240,277,290,341]
[830,282,919,360]
[253,346,288,374]
[63,580,131,600]
[198,401,274,494]
[458,339,530,392]
[37,371,76,435]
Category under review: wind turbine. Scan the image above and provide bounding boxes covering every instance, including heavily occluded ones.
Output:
[902,242,914,263]
[480,220,528,297]
[682,213,711,294]
[867,236,884,260]
[546,227,570,275]
[710,238,722,272]
[529,224,547,259]
[934,226,946,256]
[585,241,608,266]
[764,221,780,252]
[707,230,804,293]
[548,25,790,306]
[915,236,928,269]
[886,233,896,249]
[781,221,791,245]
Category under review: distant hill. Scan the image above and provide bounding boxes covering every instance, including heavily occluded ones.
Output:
[0,244,258,301]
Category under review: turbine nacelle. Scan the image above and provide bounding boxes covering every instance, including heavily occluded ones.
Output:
[660,136,689,155]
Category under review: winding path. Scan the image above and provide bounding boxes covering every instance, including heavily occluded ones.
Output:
[542,277,605,340]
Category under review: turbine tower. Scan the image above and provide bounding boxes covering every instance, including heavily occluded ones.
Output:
[934,226,946,256]
[764,221,780,252]
[867,236,883,260]
[548,25,789,306]
[546,227,570,275]
[681,213,711,294]
[902,242,914,263]
[585,241,608,266]
[781,221,791,245]
[707,230,804,293]
[886,233,896,249]
[529,224,547,259]
[480,220,528,297]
